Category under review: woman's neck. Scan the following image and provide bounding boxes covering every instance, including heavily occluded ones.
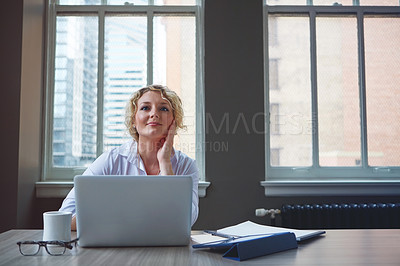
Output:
[137,137,162,175]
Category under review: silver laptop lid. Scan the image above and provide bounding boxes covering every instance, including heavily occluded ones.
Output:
[75,175,192,247]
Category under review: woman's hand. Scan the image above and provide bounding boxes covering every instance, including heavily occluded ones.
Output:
[71,215,77,231]
[157,120,176,175]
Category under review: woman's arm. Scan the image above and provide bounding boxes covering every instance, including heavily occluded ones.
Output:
[59,188,77,230]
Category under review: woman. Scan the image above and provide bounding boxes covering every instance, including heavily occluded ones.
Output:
[59,85,199,229]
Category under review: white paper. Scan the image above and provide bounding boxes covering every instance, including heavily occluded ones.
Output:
[191,234,227,244]
[217,221,325,241]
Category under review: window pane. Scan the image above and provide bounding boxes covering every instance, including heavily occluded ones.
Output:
[360,0,399,6]
[317,16,361,166]
[107,0,148,4]
[365,16,400,166]
[154,0,196,5]
[153,15,196,159]
[266,0,399,6]
[58,0,150,5]
[269,59,279,90]
[53,16,98,167]
[267,0,307,5]
[270,103,280,135]
[268,16,312,167]
[59,0,102,4]
[106,0,196,5]
[313,0,353,5]
[104,16,147,151]
[270,148,280,166]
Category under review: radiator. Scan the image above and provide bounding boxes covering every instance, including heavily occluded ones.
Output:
[281,203,400,229]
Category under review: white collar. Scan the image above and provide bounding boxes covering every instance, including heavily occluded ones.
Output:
[122,139,178,173]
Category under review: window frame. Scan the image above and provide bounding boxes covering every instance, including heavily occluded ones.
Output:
[263,3,400,196]
[42,0,206,184]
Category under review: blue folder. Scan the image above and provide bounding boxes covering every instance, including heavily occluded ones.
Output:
[192,232,298,261]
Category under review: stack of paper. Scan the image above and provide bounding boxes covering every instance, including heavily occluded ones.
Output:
[217,221,325,241]
[192,220,325,245]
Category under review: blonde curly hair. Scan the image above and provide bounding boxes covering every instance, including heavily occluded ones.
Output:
[125,85,185,141]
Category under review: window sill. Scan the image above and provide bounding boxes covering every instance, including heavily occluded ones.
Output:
[36,181,211,198]
[261,180,400,196]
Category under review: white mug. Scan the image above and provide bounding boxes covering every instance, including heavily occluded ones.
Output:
[43,211,72,241]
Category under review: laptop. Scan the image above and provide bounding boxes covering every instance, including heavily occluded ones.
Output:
[74,175,192,247]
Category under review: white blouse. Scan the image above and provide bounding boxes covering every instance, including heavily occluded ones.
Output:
[59,140,199,226]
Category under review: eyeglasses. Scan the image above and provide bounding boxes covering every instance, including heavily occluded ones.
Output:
[17,238,79,256]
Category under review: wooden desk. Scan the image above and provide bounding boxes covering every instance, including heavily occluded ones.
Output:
[1,229,399,266]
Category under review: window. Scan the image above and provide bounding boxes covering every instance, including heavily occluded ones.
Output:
[270,148,281,166]
[269,59,279,90]
[263,0,400,195]
[43,0,204,181]
[269,103,280,135]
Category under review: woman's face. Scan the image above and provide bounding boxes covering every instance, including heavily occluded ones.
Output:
[134,91,174,141]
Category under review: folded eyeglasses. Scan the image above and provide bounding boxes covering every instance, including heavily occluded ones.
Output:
[17,238,79,256]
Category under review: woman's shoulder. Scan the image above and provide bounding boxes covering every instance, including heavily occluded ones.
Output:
[105,140,136,156]
[173,149,196,167]
[97,140,137,163]
[86,140,138,174]
[172,149,198,176]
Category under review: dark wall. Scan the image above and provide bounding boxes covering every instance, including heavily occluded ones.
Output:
[0,0,23,233]
[194,0,266,229]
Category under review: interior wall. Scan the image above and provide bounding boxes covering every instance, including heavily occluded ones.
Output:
[0,0,23,233]
[17,0,45,229]
[194,0,267,229]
